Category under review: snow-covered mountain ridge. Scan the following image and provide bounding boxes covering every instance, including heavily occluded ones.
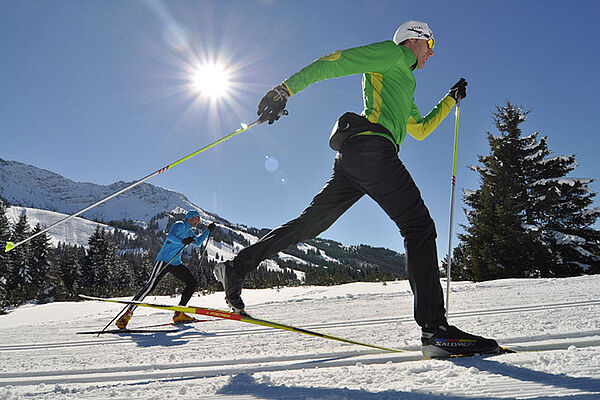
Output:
[0,158,203,223]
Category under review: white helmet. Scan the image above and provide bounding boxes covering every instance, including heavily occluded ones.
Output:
[393,21,434,47]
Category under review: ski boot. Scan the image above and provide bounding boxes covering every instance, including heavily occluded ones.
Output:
[173,311,196,323]
[115,309,133,330]
[214,261,246,313]
[421,324,500,358]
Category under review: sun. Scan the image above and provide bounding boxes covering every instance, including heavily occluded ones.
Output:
[191,63,231,99]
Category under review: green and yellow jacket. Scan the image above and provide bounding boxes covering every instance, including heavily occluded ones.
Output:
[283,40,455,149]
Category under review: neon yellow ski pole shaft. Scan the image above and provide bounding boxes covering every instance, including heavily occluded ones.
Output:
[446,98,461,318]
[5,119,262,253]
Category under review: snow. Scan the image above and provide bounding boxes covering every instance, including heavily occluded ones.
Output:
[318,249,341,264]
[583,207,600,217]
[524,149,544,160]
[227,227,259,246]
[1,276,599,399]
[573,246,598,260]
[155,215,170,231]
[297,242,320,254]
[522,224,540,232]
[206,238,237,262]
[550,231,587,245]
[276,252,313,266]
[533,177,593,187]
[469,165,496,176]
[539,155,576,166]
[5,206,135,248]
[256,258,306,281]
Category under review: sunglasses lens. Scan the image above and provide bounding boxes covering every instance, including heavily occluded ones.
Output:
[427,39,435,49]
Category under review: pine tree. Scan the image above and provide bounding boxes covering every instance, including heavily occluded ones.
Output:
[134,252,153,290]
[113,263,133,294]
[80,226,121,296]
[460,103,541,280]
[103,230,124,296]
[0,201,11,308]
[79,227,100,294]
[6,213,32,304]
[528,146,600,275]
[29,224,53,301]
[443,243,473,281]
[459,101,600,280]
[56,243,82,299]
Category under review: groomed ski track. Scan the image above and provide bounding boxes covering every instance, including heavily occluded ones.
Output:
[2,334,600,387]
[2,298,599,352]
[2,278,599,399]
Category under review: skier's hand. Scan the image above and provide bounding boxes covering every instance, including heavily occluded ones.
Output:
[208,223,216,231]
[448,78,467,101]
[257,84,290,124]
[181,237,195,245]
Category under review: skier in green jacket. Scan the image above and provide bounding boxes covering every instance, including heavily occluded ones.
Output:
[215,21,500,357]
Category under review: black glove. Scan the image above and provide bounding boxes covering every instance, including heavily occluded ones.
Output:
[181,237,195,245]
[208,223,216,231]
[448,78,467,101]
[257,84,290,124]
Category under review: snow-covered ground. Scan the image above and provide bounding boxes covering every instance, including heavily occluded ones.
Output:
[5,206,136,248]
[1,276,599,399]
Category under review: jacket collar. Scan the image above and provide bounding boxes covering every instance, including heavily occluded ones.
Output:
[399,44,418,71]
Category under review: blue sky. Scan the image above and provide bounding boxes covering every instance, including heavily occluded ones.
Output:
[1,0,599,261]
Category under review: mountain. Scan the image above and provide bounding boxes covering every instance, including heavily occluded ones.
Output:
[0,158,209,223]
[0,158,406,280]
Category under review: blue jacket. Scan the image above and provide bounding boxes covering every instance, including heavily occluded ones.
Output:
[156,220,210,265]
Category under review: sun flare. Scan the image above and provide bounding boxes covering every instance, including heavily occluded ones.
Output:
[192,63,231,99]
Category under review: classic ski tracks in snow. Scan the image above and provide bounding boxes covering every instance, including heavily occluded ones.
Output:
[0,299,599,388]
[1,335,599,388]
[1,298,598,352]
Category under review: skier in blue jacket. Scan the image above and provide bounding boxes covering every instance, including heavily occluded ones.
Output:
[116,210,215,329]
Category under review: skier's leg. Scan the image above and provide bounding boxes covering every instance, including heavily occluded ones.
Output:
[167,265,198,306]
[116,260,167,328]
[128,260,168,313]
[167,265,198,322]
[338,136,446,328]
[214,166,364,311]
[233,168,364,276]
[344,140,500,357]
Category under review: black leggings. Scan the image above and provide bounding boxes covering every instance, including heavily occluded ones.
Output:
[127,260,197,313]
[232,135,446,328]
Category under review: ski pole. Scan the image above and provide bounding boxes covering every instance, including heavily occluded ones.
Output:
[446,98,461,319]
[96,225,211,337]
[4,120,262,253]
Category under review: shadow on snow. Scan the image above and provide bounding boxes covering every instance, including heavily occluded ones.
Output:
[118,325,216,348]
[217,371,600,400]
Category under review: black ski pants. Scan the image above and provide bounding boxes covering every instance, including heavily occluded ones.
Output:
[233,135,447,328]
[126,260,197,313]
